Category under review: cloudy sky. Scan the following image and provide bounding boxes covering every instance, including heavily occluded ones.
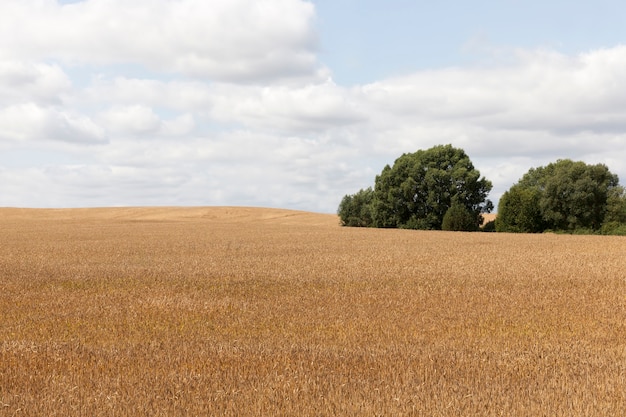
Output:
[1,0,625,213]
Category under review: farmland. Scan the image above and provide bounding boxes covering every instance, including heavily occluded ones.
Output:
[1,206,625,416]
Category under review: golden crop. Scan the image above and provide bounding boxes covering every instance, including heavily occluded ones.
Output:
[1,207,625,416]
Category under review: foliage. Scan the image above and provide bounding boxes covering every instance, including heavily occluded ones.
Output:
[337,187,375,227]
[604,185,626,224]
[481,220,496,232]
[373,145,493,230]
[600,221,626,236]
[442,197,479,231]
[496,185,545,233]
[338,144,493,230]
[497,159,623,233]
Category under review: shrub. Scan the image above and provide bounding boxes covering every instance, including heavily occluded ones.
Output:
[442,199,479,231]
[600,221,626,236]
[482,220,496,232]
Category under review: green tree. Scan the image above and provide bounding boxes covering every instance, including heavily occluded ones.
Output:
[604,185,626,223]
[498,159,621,233]
[442,197,479,231]
[496,185,544,233]
[601,185,626,235]
[337,187,375,227]
[372,144,493,229]
[540,160,618,230]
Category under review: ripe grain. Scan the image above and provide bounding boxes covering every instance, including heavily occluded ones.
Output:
[1,207,625,416]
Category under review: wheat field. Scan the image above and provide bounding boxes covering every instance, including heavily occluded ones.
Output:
[1,207,625,416]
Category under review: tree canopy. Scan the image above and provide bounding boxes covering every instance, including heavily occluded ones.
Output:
[496,159,625,233]
[337,187,375,227]
[338,144,493,230]
[441,197,480,231]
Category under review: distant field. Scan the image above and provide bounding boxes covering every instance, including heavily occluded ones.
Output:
[481,212,497,225]
[1,207,625,416]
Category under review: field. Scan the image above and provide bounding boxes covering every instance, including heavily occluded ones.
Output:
[1,206,625,416]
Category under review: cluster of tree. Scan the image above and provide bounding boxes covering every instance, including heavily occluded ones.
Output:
[496,159,626,235]
[338,144,493,231]
[339,145,626,235]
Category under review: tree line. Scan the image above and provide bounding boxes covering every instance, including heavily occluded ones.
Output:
[338,144,626,235]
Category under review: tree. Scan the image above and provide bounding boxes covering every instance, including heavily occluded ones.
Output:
[604,185,626,224]
[442,197,479,231]
[540,160,618,230]
[373,144,492,229]
[601,185,626,235]
[497,159,621,233]
[496,185,544,233]
[337,187,375,227]
[370,144,493,230]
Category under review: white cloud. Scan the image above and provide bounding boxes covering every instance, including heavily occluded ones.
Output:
[0,0,322,83]
[161,114,195,137]
[81,77,213,113]
[0,163,191,207]
[98,105,195,137]
[353,46,626,162]
[0,61,71,105]
[0,103,106,144]
[208,81,364,132]
[99,105,160,134]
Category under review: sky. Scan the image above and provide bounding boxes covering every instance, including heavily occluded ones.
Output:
[1,0,626,213]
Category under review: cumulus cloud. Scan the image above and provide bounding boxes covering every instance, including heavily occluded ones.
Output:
[1,0,626,213]
[161,114,195,137]
[351,47,626,159]
[0,61,71,105]
[99,105,161,135]
[208,81,364,132]
[0,0,323,83]
[81,77,213,113]
[0,163,191,207]
[98,105,195,138]
[0,103,106,144]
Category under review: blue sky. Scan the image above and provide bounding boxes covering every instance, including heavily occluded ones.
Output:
[1,0,626,212]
